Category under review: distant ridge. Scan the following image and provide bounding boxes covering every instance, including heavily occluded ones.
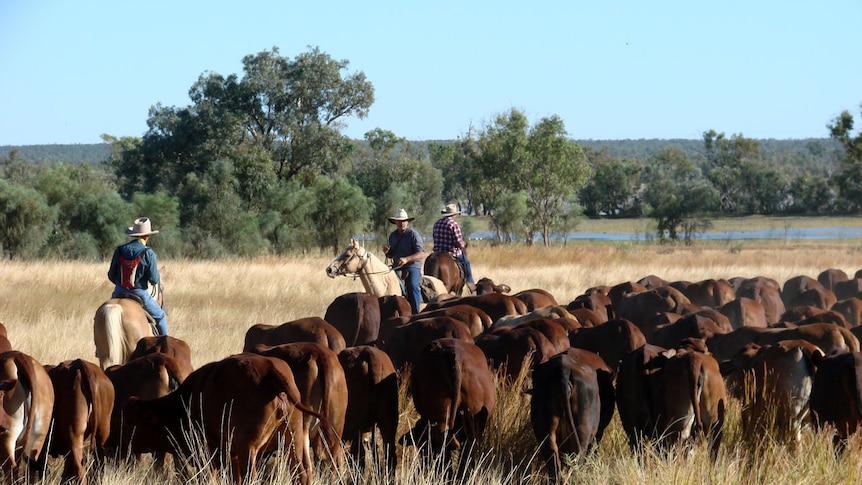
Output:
[0,143,112,164]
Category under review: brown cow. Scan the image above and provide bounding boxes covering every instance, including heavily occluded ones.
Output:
[43,359,114,484]
[719,297,768,329]
[818,268,850,292]
[243,317,346,354]
[404,339,496,475]
[649,314,727,351]
[567,307,606,328]
[737,279,786,324]
[781,275,825,310]
[528,349,604,481]
[0,351,54,480]
[810,351,862,453]
[423,293,528,322]
[492,305,574,331]
[683,279,737,308]
[104,353,189,462]
[788,286,838,311]
[476,325,559,379]
[637,274,670,289]
[706,323,860,364]
[513,288,559,312]
[568,319,647,374]
[120,353,335,485]
[129,335,194,375]
[378,295,412,322]
[324,292,382,347]
[834,279,862,302]
[337,346,399,474]
[615,286,692,328]
[567,292,614,323]
[735,340,824,443]
[378,316,473,370]
[833,297,862,327]
[408,304,492,337]
[249,342,348,469]
[615,343,667,452]
[607,281,648,311]
[473,277,511,295]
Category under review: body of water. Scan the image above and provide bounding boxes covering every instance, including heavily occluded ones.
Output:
[470,226,862,241]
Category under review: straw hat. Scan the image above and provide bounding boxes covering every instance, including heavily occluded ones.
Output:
[125,217,160,237]
[440,203,461,217]
[387,208,415,223]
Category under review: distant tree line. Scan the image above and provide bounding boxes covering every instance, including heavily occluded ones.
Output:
[1,46,860,259]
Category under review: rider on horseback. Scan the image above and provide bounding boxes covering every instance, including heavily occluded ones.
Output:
[383,209,426,314]
[107,217,169,336]
[433,203,475,293]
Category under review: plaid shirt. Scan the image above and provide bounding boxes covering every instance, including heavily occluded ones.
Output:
[432,216,465,257]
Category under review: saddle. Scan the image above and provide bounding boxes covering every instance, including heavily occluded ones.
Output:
[115,293,162,336]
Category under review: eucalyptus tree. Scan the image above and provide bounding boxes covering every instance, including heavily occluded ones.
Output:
[828,106,862,211]
[0,180,54,259]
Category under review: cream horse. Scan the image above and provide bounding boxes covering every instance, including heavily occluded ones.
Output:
[325,238,450,308]
[93,283,161,370]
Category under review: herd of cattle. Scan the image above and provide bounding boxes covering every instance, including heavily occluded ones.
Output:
[5,268,862,484]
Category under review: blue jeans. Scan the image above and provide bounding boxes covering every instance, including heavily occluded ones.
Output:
[457,253,474,284]
[112,286,168,336]
[402,266,423,314]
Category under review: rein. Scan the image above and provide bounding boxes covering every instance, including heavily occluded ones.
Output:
[335,248,398,278]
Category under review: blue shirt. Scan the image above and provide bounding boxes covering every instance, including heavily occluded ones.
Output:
[107,238,161,290]
[387,227,425,270]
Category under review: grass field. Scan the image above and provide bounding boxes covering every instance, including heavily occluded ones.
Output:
[4,240,862,483]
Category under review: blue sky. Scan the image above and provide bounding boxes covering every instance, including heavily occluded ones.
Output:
[1,1,860,145]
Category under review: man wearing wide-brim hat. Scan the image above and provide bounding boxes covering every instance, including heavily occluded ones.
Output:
[383,208,426,313]
[433,203,475,292]
[107,217,169,335]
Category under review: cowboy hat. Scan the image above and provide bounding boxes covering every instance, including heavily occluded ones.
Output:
[440,203,461,217]
[126,217,160,237]
[387,208,415,223]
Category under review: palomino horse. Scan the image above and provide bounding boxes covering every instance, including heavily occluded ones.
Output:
[325,238,449,308]
[424,252,467,296]
[93,283,162,370]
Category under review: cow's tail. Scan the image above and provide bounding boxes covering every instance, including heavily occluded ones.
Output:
[690,356,705,436]
[448,357,464,445]
[562,370,582,453]
[95,303,125,368]
[854,354,862,423]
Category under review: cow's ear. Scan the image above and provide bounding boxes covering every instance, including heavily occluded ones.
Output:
[0,379,16,392]
[809,348,826,368]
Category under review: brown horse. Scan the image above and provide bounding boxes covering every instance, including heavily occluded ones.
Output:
[424,252,466,296]
[93,284,162,370]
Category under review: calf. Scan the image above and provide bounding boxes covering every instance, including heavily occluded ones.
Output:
[129,335,194,375]
[44,359,114,484]
[337,346,399,474]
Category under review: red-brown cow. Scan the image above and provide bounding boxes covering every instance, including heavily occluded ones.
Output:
[707,323,860,364]
[810,351,862,453]
[243,317,346,354]
[568,319,647,374]
[833,297,862,327]
[737,279,786,324]
[378,316,473,370]
[408,304,492,337]
[818,268,850,292]
[404,339,496,475]
[120,353,335,485]
[423,293,528,321]
[337,346,399,474]
[719,297,768,329]
[43,359,114,484]
[683,279,737,308]
[324,292,382,347]
[0,351,54,480]
[476,325,559,379]
[649,313,727,350]
[513,288,559,312]
[473,277,511,295]
[129,335,194,375]
[249,342,348,469]
[567,292,614,323]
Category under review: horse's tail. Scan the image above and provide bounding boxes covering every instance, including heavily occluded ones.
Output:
[94,302,126,370]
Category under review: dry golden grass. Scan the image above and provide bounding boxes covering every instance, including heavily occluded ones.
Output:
[4,242,862,483]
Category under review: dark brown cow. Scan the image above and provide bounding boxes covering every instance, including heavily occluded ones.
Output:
[129,335,194,375]
[607,281,648,311]
[243,317,346,354]
[637,274,670,289]
[423,293,528,321]
[735,340,824,443]
[718,297,768,329]
[810,351,862,453]
[249,342,348,469]
[615,343,666,452]
[834,279,862,302]
[693,308,734,333]
[120,353,335,485]
[378,316,473,370]
[513,288,558,312]
[337,346,399,474]
[43,359,114,484]
[683,279,737,308]
[324,292,382,347]
[528,349,606,481]
[568,319,647,374]
[0,351,54,479]
[405,339,496,474]
[615,286,692,328]
[568,307,607,328]
[638,312,683,341]
[833,298,862,327]
[473,277,511,295]
[0,325,10,353]
[819,268,850,292]
[492,305,574,331]
[788,286,838,311]
[781,275,824,310]
[408,304,492,337]
[476,325,559,379]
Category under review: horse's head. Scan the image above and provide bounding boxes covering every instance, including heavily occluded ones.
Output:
[325,238,369,278]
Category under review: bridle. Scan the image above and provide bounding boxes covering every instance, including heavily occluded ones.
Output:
[331,245,396,278]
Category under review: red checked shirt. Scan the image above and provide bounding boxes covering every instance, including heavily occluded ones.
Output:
[432,216,465,258]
